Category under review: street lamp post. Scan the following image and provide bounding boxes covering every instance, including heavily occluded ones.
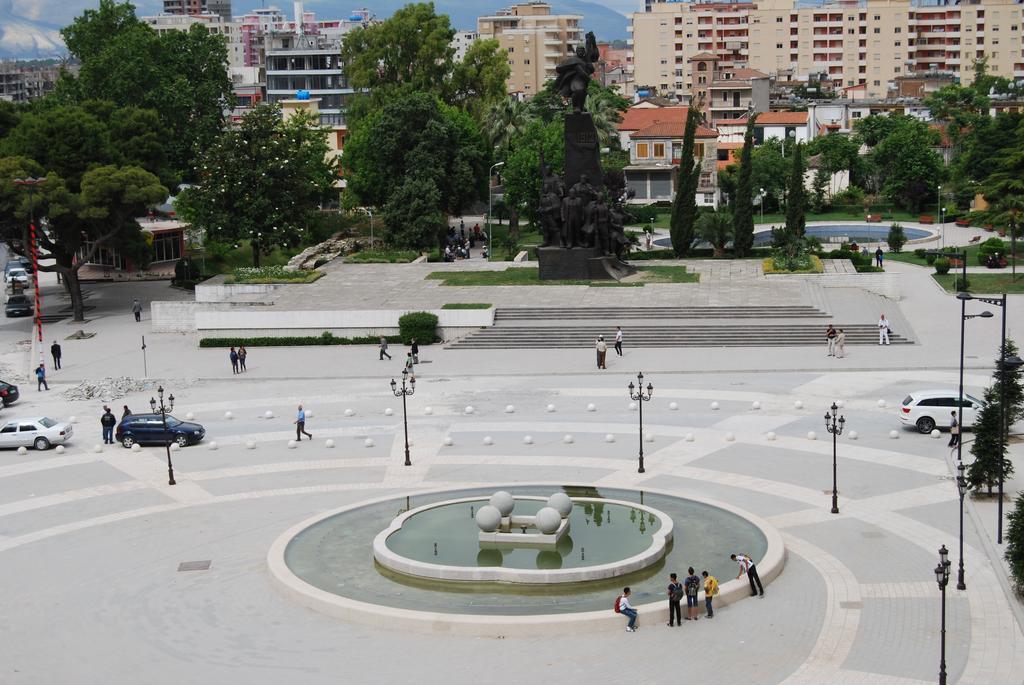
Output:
[390,369,415,467]
[934,544,951,685]
[149,386,176,486]
[12,177,46,369]
[487,161,505,262]
[937,185,943,249]
[758,187,765,224]
[359,207,374,250]
[955,462,968,591]
[627,372,654,473]
[824,402,845,514]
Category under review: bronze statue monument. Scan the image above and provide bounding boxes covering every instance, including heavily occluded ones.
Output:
[554,32,599,114]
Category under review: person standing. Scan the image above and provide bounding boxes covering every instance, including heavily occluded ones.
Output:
[238,346,247,372]
[878,314,891,345]
[294,404,313,441]
[614,326,623,356]
[405,352,415,380]
[667,573,683,626]
[122,405,132,419]
[35,364,48,391]
[702,570,719,618]
[50,341,62,369]
[379,336,391,360]
[101,406,116,445]
[836,328,846,358]
[948,410,960,448]
[685,567,701,620]
[617,587,638,632]
[875,246,884,268]
[731,552,764,597]
[132,298,142,322]
[229,347,239,374]
[411,337,419,364]
[825,324,837,356]
[595,336,608,370]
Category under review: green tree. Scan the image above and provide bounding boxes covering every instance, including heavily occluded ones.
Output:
[731,115,756,256]
[807,132,863,187]
[785,142,806,237]
[1005,490,1024,594]
[60,0,140,63]
[0,156,46,245]
[448,38,511,119]
[864,116,945,212]
[955,112,1023,184]
[887,223,907,253]
[669,106,701,257]
[501,118,564,229]
[746,138,789,212]
[923,83,990,136]
[983,119,1024,251]
[0,101,21,141]
[996,339,1024,427]
[1,105,112,189]
[696,209,733,258]
[967,385,1014,494]
[810,167,830,213]
[177,104,337,267]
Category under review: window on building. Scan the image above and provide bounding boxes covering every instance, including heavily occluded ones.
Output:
[653,143,666,158]
[874,14,880,20]
[776,43,783,48]
[507,47,514,53]
[894,66,901,73]
[873,27,880,33]
[152,232,182,263]
[895,27,901,33]
[848,80,854,86]
[776,16,783,22]
[636,143,649,158]
[848,29,854,34]
[695,143,705,158]
[852,111,862,118]
[873,80,880,86]
[524,59,530,64]
[895,41,901,46]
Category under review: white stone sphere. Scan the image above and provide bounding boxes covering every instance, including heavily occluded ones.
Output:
[55,445,64,454]
[17,446,27,455]
[535,507,562,535]
[264,410,274,419]
[523,435,533,445]
[130,443,141,453]
[836,400,845,409]
[384,408,394,416]
[548,493,573,518]
[766,432,777,441]
[170,442,180,452]
[224,411,233,420]
[931,429,941,438]
[848,430,859,440]
[752,401,761,410]
[710,401,720,410]
[246,440,256,450]
[69,416,77,424]
[629,402,637,411]
[794,400,804,410]
[889,430,899,439]
[443,436,454,446]
[807,431,817,441]
[877,399,887,408]
[304,410,313,418]
[489,491,515,517]
[93,444,103,453]
[505,404,515,414]
[644,432,654,443]
[287,440,297,449]
[364,438,374,448]
[344,408,354,417]
[586,403,596,412]
[464,405,475,415]
[684,433,695,442]
[563,434,574,444]
[424,406,433,415]
[185,412,195,420]
[483,436,494,446]
[325,439,335,448]
[669,402,679,411]
[605,433,615,443]
[725,432,735,442]
[546,403,556,413]
[475,505,502,532]
[208,441,218,450]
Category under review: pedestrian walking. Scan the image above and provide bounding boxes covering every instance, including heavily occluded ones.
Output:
[875,246,884,268]
[948,410,960,448]
[836,328,846,358]
[667,573,683,626]
[685,567,701,620]
[614,326,623,356]
[294,404,313,441]
[702,570,719,618]
[595,336,608,370]
[615,587,639,632]
[101,406,116,444]
[405,352,415,380]
[132,298,142,322]
[229,346,239,374]
[825,324,837,356]
[878,314,891,345]
[411,337,419,364]
[122,405,132,419]
[50,341,62,369]
[238,345,247,372]
[35,364,48,391]
[731,552,764,597]
[379,336,392,360]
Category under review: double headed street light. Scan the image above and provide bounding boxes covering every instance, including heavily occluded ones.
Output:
[934,544,952,685]
[824,402,845,514]
[149,386,176,486]
[627,372,653,474]
[390,369,415,467]
[955,462,968,591]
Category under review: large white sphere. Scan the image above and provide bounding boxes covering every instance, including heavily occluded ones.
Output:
[848,430,859,440]
[93,444,103,453]
[185,412,195,420]
[889,430,899,439]
[483,436,494,446]
[684,433,695,442]
[523,435,533,445]
[443,436,454,446]
[364,438,375,448]
[170,442,180,452]
[69,416,78,424]
[629,402,637,411]
[464,405,475,415]
[547,493,573,518]
[505,404,515,414]
[535,507,562,535]
[384,408,394,416]
[644,432,654,443]
[264,410,274,419]
[725,432,735,442]
[17,446,27,455]
[794,400,803,410]
[546,403,556,413]
[424,406,433,415]
[246,440,256,450]
[563,434,574,444]
[55,445,65,454]
[807,431,817,441]
[224,411,233,420]
[836,400,845,409]
[931,429,941,438]
[752,401,761,410]
[344,408,354,417]
[287,440,297,449]
[586,403,596,412]
[325,439,335,448]
[877,399,887,408]
[130,443,141,453]
[766,432,777,441]
[475,505,502,532]
[605,433,615,443]
[304,410,313,419]
[669,402,679,411]
[710,401,720,410]
[489,491,515,517]
[208,441,218,450]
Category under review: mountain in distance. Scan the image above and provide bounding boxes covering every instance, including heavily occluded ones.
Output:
[0,5,65,59]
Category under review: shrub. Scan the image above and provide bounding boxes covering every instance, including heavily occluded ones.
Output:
[626,204,660,225]
[227,266,321,283]
[173,257,201,284]
[854,264,885,273]
[887,223,907,253]
[914,248,927,259]
[1007,492,1024,594]
[441,303,492,309]
[926,252,938,265]
[934,257,951,274]
[398,311,439,344]
[199,334,401,347]
[978,237,1008,265]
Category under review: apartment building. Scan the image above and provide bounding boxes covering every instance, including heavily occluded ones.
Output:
[453,30,479,62]
[477,2,584,98]
[0,62,70,103]
[631,0,1024,101]
[689,51,770,122]
[163,0,206,14]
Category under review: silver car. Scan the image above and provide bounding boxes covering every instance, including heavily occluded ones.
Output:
[0,417,73,450]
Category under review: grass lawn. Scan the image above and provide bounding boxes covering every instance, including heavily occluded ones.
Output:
[885,245,986,268]
[345,249,422,263]
[425,265,697,287]
[933,272,1024,294]
[441,303,493,309]
[638,206,923,230]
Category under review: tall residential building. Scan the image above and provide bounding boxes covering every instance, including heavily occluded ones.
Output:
[477,2,584,97]
[163,0,206,15]
[630,0,1024,102]
[207,0,233,21]
[0,62,74,103]
[452,30,479,62]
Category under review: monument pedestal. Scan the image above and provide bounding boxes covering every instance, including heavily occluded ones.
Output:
[537,246,637,281]
[563,113,603,191]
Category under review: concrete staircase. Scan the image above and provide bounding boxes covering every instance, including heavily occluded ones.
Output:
[493,305,827,323]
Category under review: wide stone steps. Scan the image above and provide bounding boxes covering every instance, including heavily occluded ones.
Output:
[448,324,911,349]
[493,305,827,323]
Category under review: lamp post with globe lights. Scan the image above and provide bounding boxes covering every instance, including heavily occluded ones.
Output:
[149,386,176,486]
[934,544,951,685]
[391,369,415,466]
[627,372,653,473]
[955,462,968,591]
[824,402,845,514]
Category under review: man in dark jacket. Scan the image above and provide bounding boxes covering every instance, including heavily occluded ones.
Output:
[50,341,62,369]
[101,406,117,444]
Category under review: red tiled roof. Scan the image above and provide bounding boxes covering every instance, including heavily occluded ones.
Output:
[754,111,808,125]
[689,52,717,61]
[728,67,769,79]
[632,120,719,139]
[618,106,689,131]
[714,118,750,126]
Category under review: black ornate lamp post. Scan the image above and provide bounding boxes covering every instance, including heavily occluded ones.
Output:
[955,462,967,591]
[627,372,653,474]
[934,544,951,685]
[149,386,176,486]
[824,402,845,514]
[390,369,415,467]
[955,293,993,465]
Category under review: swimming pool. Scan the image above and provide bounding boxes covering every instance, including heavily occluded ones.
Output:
[653,223,934,249]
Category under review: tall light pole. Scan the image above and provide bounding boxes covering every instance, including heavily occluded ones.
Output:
[487,161,505,262]
[390,369,415,467]
[627,372,653,473]
[149,386,176,486]
[937,184,943,249]
[824,402,845,514]
[758,187,765,225]
[359,207,374,250]
[955,462,968,591]
[12,177,46,369]
[934,544,951,685]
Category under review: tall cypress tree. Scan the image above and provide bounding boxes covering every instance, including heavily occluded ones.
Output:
[669,105,701,257]
[785,141,806,238]
[967,385,1014,494]
[732,115,757,256]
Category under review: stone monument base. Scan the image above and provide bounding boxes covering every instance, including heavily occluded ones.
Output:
[537,246,637,281]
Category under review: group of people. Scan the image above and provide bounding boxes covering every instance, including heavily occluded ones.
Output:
[98,405,133,444]
[442,222,486,262]
[33,341,64,391]
[595,327,624,369]
[379,336,419,379]
[615,553,763,632]
[825,313,893,356]
[228,346,249,374]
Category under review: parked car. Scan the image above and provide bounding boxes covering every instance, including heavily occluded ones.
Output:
[5,257,32,275]
[900,390,985,433]
[116,413,206,448]
[0,381,19,406]
[5,267,29,287]
[5,294,33,317]
[0,417,73,450]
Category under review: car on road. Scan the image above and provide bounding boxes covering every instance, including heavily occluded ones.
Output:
[5,294,33,317]
[5,268,29,287]
[0,417,73,450]
[116,413,206,448]
[900,390,985,433]
[5,257,32,275]
[0,381,19,406]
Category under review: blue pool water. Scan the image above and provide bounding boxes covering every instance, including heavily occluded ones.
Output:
[654,223,933,249]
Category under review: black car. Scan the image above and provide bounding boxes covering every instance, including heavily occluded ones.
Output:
[5,295,33,317]
[116,414,206,448]
[0,381,19,406]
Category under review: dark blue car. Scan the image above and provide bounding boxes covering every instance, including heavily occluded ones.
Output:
[116,413,206,448]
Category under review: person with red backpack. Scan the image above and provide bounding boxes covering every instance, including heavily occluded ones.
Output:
[615,587,638,632]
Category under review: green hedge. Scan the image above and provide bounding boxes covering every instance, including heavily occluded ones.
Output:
[200,332,401,347]
[934,257,951,275]
[398,311,439,344]
[441,303,492,309]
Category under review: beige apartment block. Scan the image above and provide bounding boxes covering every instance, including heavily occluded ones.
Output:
[478,2,584,97]
[631,0,1024,101]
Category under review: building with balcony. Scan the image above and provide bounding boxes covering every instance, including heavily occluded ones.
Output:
[452,30,479,62]
[690,52,769,124]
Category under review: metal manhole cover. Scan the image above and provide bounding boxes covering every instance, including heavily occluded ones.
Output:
[177,560,212,572]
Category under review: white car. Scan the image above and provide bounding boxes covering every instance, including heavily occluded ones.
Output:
[900,390,985,434]
[0,417,73,450]
[5,268,28,287]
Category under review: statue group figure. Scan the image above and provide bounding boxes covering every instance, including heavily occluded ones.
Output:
[538,161,633,261]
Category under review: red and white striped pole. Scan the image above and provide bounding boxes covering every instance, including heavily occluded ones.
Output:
[12,177,46,369]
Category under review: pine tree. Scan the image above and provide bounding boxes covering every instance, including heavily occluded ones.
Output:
[732,115,757,256]
[997,339,1024,426]
[1005,490,1024,593]
[785,142,807,238]
[669,105,701,257]
[967,385,1015,494]
[810,167,829,214]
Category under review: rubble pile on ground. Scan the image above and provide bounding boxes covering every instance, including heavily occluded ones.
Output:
[285,234,359,271]
[62,377,197,402]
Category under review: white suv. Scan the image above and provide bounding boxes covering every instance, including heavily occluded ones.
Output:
[900,390,985,434]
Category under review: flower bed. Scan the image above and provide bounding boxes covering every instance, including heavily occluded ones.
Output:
[225,266,323,284]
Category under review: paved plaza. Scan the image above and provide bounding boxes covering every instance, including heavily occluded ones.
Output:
[1,242,1023,684]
